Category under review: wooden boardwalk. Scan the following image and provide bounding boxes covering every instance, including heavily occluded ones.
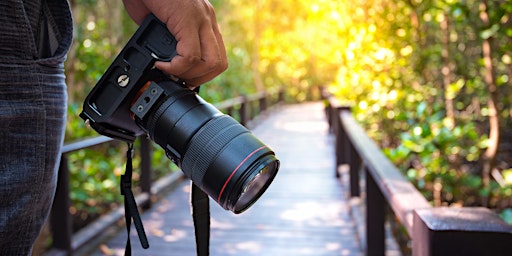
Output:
[83,102,363,256]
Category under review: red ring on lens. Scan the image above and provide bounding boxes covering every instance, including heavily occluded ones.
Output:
[217,146,268,203]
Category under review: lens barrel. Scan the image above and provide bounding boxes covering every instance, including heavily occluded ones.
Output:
[133,81,279,213]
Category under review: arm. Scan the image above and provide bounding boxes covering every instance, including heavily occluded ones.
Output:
[122,0,227,88]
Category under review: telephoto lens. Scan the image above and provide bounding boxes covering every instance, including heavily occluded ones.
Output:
[131,80,279,213]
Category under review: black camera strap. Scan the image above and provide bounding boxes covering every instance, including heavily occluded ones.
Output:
[121,143,149,256]
[191,182,210,256]
[120,142,210,256]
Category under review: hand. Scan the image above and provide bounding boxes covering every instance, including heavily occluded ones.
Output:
[123,0,228,88]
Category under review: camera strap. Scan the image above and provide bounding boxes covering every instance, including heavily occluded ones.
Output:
[121,143,149,256]
[120,142,210,255]
[191,182,210,256]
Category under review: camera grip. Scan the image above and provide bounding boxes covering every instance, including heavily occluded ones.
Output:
[80,14,177,142]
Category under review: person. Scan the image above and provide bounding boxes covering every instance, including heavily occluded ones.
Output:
[0,0,227,255]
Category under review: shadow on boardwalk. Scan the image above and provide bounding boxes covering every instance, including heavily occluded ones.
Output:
[82,102,363,256]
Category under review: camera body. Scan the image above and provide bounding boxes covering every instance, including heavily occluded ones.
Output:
[80,14,177,142]
[80,14,279,214]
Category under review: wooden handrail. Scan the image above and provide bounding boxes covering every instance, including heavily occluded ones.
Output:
[323,88,512,255]
[48,89,284,255]
[61,135,113,153]
[214,96,245,110]
[339,110,431,234]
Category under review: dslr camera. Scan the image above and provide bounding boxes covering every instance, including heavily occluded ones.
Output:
[80,14,279,214]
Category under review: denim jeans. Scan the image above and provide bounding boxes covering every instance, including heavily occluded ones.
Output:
[0,1,72,255]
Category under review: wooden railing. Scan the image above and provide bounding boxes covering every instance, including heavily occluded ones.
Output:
[47,89,284,255]
[323,89,512,255]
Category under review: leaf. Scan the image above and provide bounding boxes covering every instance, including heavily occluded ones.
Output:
[480,24,500,40]
[416,101,427,116]
[500,209,512,225]
[502,169,512,185]
[446,79,465,100]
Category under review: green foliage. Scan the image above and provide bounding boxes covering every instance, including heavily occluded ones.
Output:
[386,118,487,204]
[500,208,512,225]
[322,0,512,216]
[200,46,255,102]
[67,146,124,218]
[64,0,512,227]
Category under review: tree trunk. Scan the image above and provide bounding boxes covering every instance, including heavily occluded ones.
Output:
[251,0,265,92]
[440,12,455,129]
[479,0,500,202]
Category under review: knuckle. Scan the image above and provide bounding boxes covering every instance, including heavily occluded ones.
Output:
[184,55,202,66]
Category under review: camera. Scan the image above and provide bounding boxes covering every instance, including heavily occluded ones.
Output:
[80,14,279,213]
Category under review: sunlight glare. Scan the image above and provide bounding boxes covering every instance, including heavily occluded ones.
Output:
[86,21,96,31]
[164,229,188,242]
[83,39,92,48]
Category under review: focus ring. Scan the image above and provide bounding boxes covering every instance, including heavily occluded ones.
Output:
[181,115,248,185]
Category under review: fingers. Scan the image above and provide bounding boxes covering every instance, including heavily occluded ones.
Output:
[154,26,218,77]
[153,2,227,88]
[155,30,226,87]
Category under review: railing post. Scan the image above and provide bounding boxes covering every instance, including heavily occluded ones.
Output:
[333,107,360,197]
[50,155,72,253]
[278,89,285,103]
[139,136,152,209]
[240,96,248,126]
[226,106,234,117]
[259,92,267,113]
[325,106,333,134]
[413,207,512,256]
[249,98,256,121]
[348,142,361,197]
[366,167,385,256]
[332,106,344,177]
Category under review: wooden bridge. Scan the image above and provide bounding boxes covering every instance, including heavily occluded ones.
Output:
[45,91,512,256]
[72,102,366,256]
